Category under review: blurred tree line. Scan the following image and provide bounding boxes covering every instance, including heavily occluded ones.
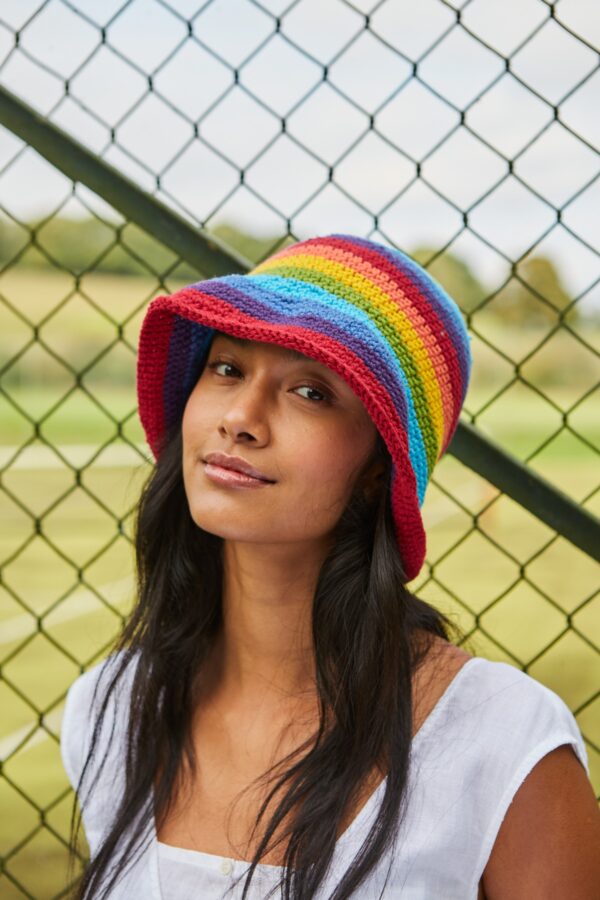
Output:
[0,215,583,329]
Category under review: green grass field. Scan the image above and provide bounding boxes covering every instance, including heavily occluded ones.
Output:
[1,270,599,898]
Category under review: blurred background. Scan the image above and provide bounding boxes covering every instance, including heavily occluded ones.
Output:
[0,0,598,896]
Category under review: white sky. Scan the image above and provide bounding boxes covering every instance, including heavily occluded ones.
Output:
[0,0,598,309]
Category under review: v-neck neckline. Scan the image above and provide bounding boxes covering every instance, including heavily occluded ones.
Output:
[148,656,484,896]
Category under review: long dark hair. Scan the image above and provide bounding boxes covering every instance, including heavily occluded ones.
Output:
[66,378,469,899]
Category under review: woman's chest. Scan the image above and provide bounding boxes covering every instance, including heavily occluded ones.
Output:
[156,699,321,864]
[155,643,472,867]
[157,765,276,862]
[159,747,388,866]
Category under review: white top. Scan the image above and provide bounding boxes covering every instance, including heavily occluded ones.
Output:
[60,651,589,899]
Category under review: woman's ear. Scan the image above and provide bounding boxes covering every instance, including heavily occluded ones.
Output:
[361,460,386,503]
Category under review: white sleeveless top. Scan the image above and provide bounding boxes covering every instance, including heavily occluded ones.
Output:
[60,651,589,899]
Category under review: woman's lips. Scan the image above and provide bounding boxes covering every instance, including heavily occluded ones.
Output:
[203,462,275,489]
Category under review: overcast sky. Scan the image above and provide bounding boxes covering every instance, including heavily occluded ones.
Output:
[0,0,598,309]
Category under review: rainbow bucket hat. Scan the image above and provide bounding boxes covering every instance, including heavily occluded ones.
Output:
[136,233,473,582]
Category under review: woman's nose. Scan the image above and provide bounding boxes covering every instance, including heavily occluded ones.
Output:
[219,379,271,441]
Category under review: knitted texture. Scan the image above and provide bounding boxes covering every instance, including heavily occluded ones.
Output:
[136,233,473,581]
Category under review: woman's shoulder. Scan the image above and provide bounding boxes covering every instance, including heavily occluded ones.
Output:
[458,653,578,709]
[438,652,589,778]
[64,648,138,717]
[60,648,139,790]
[446,657,591,896]
[422,637,584,731]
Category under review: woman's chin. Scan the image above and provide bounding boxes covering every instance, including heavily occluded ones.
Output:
[186,502,274,540]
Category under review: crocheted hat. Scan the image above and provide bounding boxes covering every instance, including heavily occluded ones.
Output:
[136,233,473,582]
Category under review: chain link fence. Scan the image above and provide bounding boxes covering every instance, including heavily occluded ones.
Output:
[0,0,598,896]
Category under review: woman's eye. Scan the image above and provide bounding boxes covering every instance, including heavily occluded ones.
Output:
[207,359,330,405]
[207,360,240,377]
[294,385,329,404]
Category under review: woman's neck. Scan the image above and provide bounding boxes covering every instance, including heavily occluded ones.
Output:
[211,538,330,702]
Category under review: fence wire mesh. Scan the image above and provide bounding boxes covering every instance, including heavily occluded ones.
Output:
[0,0,598,896]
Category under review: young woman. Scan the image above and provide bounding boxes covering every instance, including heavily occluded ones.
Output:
[61,234,599,899]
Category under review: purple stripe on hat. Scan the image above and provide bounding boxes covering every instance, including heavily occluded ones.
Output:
[164,315,197,432]
[165,318,216,432]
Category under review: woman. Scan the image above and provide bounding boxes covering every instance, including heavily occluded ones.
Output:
[61,234,599,899]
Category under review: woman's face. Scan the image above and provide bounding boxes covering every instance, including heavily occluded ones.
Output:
[181,332,380,547]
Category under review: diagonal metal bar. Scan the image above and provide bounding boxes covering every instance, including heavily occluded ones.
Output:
[0,83,598,564]
[0,84,253,276]
[448,421,599,563]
